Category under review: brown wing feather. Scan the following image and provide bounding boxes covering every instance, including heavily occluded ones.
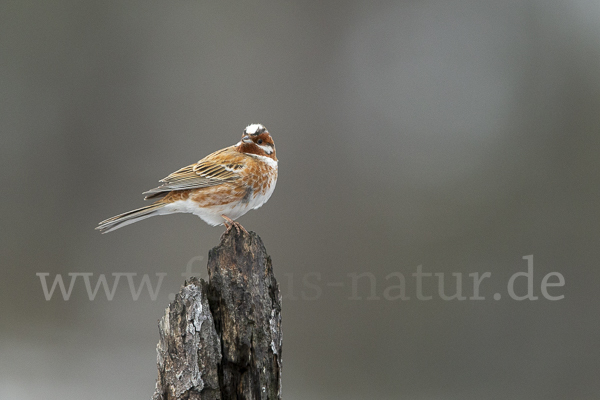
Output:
[143,146,245,200]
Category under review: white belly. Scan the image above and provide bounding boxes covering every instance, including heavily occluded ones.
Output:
[164,175,277,226]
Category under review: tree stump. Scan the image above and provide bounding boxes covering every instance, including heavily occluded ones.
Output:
[152,230,282,400]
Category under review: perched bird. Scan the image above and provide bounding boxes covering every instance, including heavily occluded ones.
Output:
[96,124,277,234]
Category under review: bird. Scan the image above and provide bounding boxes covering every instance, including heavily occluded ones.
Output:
[96,123,277,235]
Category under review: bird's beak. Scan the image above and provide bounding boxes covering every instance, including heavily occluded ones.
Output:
[242,135,253,144]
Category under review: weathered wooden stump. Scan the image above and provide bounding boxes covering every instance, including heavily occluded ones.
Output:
[152,230,282,400]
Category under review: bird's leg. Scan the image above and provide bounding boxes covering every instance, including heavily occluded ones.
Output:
[221,214,248,235]
[221,215,235,234]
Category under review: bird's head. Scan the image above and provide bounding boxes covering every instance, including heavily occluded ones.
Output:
[238,124,277,161]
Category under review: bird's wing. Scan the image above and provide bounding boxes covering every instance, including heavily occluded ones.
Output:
[143,146,246,199]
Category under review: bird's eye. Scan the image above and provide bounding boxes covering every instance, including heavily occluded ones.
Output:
[257,139,263,144]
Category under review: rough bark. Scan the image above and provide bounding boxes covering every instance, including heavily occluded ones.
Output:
[152,230,282,400]
[152,277,222,400]
[207,230,283,400]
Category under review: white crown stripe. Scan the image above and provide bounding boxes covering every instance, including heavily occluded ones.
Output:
[244,124,264,135]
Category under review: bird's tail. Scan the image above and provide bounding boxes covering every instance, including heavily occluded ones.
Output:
[96,202,167,234]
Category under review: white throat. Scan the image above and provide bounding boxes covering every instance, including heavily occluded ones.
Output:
[248,153,278,168]
[257,143,273,154]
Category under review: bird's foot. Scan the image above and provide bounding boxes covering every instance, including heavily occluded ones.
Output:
[221,214,248,238]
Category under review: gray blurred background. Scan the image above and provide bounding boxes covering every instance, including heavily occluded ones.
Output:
[2,1,600,399]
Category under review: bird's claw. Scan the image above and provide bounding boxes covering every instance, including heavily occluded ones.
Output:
[221,215,248,238]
